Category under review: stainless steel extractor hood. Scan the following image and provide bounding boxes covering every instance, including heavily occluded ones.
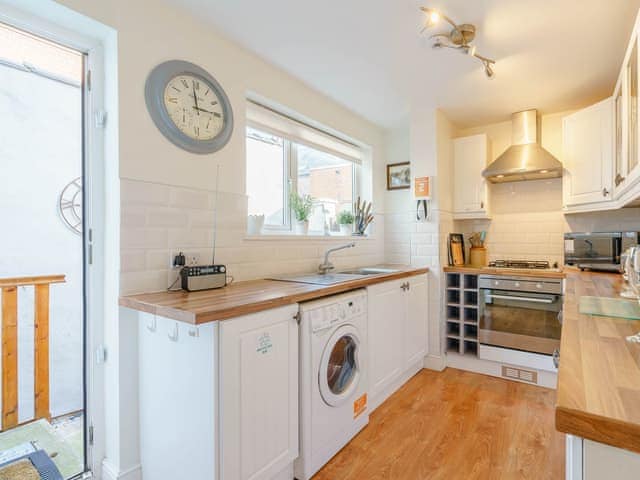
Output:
[481,110,563,183]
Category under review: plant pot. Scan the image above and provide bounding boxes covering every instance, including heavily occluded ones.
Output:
[339,224,353,236]
[295,220,309,235]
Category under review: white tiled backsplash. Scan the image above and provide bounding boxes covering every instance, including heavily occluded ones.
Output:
[120,179,384,295]
[453,179,640,266]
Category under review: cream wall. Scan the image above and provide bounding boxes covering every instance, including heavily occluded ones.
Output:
[52,0,387,295]
[454,110,640,265]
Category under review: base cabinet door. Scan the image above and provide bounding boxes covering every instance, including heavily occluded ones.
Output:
[367,279,406,400]
[405,274,429,368]
[219,304,299,480]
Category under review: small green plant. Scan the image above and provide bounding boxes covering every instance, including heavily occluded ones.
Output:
[290,192,314,221]
[337,210,354,225]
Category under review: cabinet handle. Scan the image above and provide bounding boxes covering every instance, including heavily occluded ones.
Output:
[602,188,610,197]
[552,348,560,368]
[401,282,408,291]
[480,201,484,209]
[615,174,626,186]
[406,282,411,291]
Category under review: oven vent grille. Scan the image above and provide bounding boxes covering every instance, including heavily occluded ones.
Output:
[501,365,538,384]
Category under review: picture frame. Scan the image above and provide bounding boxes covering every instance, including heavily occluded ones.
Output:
[448,233,465,266]
[386,162,411,190]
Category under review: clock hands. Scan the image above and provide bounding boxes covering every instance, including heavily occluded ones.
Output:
[192,80,200,116]
[192,106,219,116]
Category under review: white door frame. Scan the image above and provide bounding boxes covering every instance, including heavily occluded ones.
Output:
[0,4,112,477]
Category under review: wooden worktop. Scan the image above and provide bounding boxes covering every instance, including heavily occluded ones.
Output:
[119,265,428,324]
[555,270,640,453]
[443,265,566,279]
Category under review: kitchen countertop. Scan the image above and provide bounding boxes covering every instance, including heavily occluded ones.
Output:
[555,269,640,453]
[119,264,428,324]
[443,265,566,279]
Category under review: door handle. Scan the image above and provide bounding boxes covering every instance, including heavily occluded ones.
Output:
[557,311,563,325]
[486,294,554,304]
[602,188,610,197]
[552,349,560,368]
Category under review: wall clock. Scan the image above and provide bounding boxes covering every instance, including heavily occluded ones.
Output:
[58,177,82,235]
[145,60,234,154]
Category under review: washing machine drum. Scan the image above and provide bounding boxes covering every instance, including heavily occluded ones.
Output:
[319,325,361,407]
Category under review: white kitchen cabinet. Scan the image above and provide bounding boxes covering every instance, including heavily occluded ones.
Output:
[405,275,429,368]
[219,304,299,480]
[565,435,640,480]
[562,97,614,211]
[367,274,428,410]
[134,303,299,480]
[453,134,490,219]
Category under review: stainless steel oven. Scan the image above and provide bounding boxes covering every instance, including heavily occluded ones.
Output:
[478,275,563,356]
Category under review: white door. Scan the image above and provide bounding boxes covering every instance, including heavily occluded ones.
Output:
[563,98,613,207]
[219,304,299,480]
[367,279,405,400]
[404,275,428,368]
[453,134,488,217]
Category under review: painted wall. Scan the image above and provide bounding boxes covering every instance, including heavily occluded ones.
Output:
[0,65,83,419]
[48,0,387,295]
[454,111,640,265]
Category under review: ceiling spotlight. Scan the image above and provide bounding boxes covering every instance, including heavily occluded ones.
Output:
[419,6,496,79]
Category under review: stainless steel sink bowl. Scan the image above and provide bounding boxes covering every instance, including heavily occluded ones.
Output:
[338,267,401,275]
[271,273,366,285]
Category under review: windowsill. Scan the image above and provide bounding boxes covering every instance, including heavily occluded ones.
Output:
[244,232,375,241]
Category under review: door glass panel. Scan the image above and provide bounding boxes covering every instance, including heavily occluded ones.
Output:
[326,335,357,395]
[628,41,638,174]
[615,87,624,184]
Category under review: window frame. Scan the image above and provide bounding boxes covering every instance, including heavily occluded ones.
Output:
[246,126,360,234]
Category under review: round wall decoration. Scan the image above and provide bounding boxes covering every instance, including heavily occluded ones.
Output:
[58,177,83,235]
[144,60,234,154]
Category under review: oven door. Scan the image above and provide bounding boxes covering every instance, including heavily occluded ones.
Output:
[479,288,562,355]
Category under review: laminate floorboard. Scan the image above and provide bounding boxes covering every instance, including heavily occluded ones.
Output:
[313,368,564,480]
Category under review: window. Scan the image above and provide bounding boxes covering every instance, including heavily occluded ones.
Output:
[246,101,363,234]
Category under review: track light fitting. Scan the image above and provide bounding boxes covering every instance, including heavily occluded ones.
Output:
[420,7,496,78]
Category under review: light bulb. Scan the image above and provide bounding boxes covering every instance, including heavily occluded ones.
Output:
[430,11,440,23]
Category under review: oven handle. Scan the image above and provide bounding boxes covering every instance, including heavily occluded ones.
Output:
[485,293,554,304]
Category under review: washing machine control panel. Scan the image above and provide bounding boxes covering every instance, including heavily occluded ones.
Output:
[310,294,366,333]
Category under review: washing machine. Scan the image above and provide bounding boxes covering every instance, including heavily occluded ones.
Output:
[294,289,368,480]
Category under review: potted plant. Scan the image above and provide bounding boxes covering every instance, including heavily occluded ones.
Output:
[290,192,314,234]
[337,210,354,236]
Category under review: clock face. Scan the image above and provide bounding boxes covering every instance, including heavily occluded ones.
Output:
[163,74,225,141]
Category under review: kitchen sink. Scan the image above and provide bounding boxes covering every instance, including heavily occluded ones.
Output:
[338,267,400,275]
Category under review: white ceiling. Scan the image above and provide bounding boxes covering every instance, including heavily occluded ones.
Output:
[164,0,640,129]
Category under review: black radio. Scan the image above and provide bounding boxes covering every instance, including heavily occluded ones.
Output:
[180,265,227,291]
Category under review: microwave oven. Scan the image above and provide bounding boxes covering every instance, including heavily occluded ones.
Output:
[564,232,640,272]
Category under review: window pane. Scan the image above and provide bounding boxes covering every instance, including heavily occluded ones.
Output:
[246,127,286,226]
[297,144,354,232]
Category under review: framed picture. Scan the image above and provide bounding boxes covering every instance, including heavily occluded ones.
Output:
[386,162,411,190]
[448,233,465,266]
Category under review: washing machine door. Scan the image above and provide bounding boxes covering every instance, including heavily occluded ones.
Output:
[318,324,361,407]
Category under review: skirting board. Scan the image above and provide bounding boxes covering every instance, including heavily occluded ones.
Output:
[102,460,142,480]
[423,354,446,371]
[446,352,558,389]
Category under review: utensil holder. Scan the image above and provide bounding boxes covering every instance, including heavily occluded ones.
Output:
[469,246,487,267]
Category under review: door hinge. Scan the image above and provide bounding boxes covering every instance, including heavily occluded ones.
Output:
[88,243,93,265]
[95,109,107,128]
[86,69,91,91]
[95,345,107,364]
[293,311,301,324]
[88,425,94,446]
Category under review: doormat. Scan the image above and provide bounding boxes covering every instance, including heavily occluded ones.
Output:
[579,296,640,320]
[0,459,40,480]
[0,450,63,480]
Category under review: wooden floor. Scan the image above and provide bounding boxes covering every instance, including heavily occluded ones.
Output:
[313,368,564,480]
